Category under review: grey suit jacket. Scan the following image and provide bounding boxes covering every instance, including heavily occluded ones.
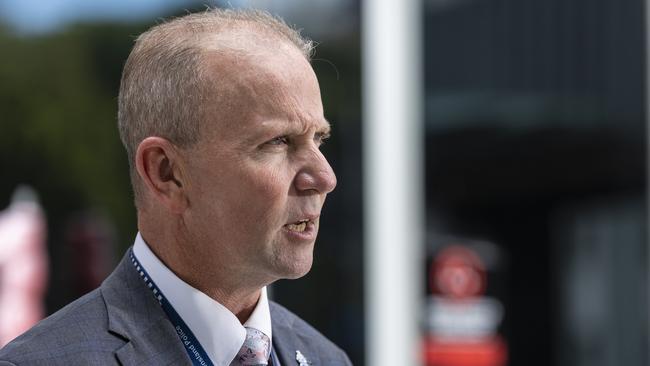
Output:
[0,249,352,366]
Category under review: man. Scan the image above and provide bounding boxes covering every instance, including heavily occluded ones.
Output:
[0,8,351,366]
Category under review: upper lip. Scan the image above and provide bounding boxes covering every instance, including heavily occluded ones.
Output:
[286,214,319,225]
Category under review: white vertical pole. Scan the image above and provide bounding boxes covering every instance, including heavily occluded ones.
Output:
[362,0,424,365]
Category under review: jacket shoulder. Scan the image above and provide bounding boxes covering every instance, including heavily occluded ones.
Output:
[0,288,123,365]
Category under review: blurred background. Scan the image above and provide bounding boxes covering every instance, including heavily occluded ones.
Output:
[0,0,646,365]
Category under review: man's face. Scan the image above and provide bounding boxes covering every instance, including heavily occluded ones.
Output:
[181,40,336,283]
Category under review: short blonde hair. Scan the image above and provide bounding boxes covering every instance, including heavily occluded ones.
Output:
[117,8,314,204]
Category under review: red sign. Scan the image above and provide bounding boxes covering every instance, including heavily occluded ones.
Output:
[425,336,508,366]
[426,245,508,366]
[431,245,486,298]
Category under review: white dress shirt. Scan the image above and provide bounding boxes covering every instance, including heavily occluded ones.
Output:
[133,233,273,366]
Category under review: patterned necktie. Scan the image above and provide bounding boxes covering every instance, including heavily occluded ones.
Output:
[232,327,271,366]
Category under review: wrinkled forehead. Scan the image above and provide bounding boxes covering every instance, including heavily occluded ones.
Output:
[198,32,322,135]
[202,30,313,92]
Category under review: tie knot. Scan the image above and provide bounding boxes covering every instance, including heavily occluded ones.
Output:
[232,327,271,366]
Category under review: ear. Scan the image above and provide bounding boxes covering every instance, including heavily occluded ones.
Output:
[135,137,188,214]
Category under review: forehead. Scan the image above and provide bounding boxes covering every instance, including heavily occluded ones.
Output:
[199,36,325,140]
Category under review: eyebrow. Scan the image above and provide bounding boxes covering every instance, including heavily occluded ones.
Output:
[319,119,332,133]
[268,117,330,134]
[242,117,331,146]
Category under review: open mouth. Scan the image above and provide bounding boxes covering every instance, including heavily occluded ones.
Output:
[285,219,310,232]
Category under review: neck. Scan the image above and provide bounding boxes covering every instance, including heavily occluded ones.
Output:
[139,224,266,323]
[205,286,262,324]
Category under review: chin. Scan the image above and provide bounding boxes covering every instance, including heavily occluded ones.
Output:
[283,262,313,279]
[272,250,314,280]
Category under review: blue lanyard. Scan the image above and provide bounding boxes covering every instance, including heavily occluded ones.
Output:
[129,249,214,366]
[270,347,281,366]
[129,249,278,366]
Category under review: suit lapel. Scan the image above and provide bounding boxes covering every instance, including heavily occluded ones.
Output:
[271,303,319,366]
[101,249,191,366]
[113,318,190,366]
[272,323,298,366]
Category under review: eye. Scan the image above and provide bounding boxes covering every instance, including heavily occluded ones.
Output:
[266,136,289,146]
[315,132,331,146]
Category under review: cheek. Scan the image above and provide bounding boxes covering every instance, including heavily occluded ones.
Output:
[189,153,294,232]
[243,166,289,211]
[223,162,292,224]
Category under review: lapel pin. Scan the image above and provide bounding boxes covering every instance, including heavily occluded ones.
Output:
[295,350,310,365]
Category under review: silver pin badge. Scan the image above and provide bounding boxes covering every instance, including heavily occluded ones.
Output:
[295,350,310,366]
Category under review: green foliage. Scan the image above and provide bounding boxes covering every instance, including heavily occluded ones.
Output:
[0,22,149,246]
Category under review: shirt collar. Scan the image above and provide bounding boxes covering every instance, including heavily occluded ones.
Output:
[133,233,273,366]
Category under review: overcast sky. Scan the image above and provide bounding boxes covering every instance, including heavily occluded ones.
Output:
[0,0,198,33]
[0,0,353,37]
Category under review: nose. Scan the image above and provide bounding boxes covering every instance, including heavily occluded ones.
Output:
[294,149,337,194]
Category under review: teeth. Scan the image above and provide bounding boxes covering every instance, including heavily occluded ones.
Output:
[286,222,307,232]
